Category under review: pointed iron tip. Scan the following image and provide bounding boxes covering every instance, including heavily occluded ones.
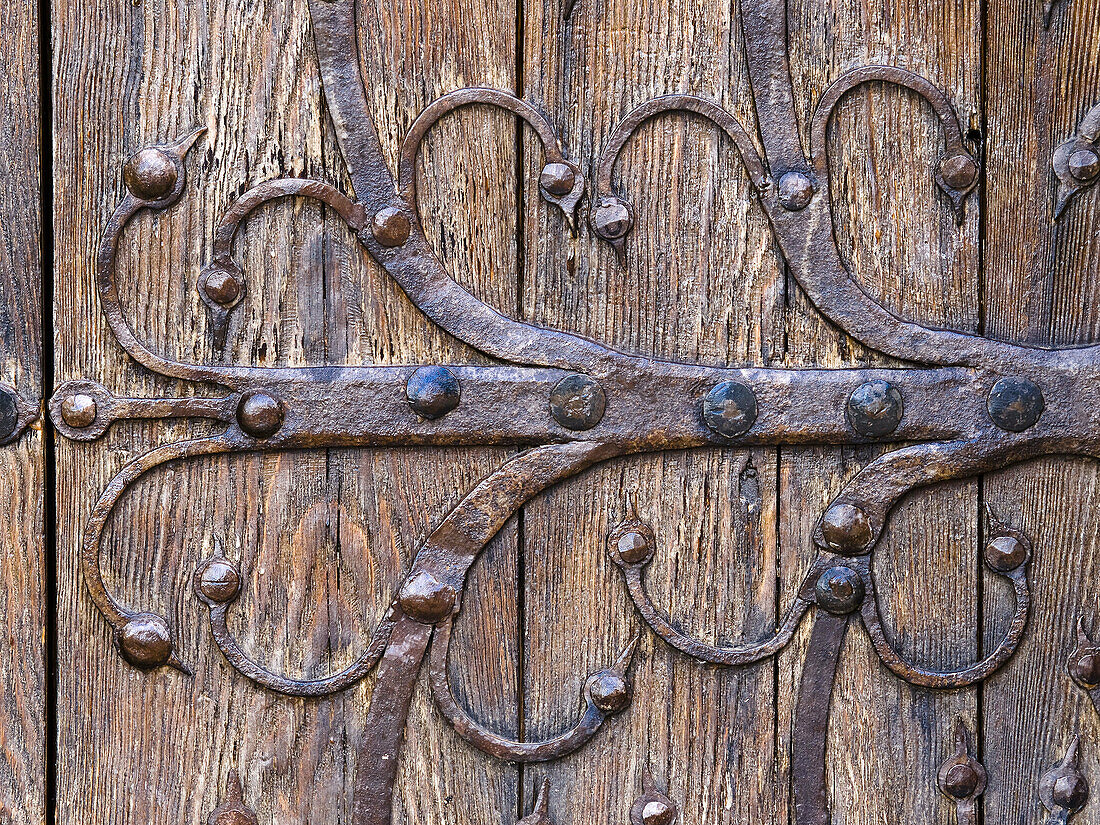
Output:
[612,634,642,672]
[1063,734,1080,765]
[953,718,972,753]
[167,648,193,676]
[227,771,245,803]
[642,766,657,793]
[170,126,207,159]
[1078,615,1093,644]
[612,238,627,271]
[1043,0,1054,26]
[1054,188,1072,221]
[562,0,577,20]
[534,778,551,814]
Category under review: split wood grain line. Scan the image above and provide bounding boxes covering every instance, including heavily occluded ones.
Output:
[982,2,1100,824]
[52,1,520,824]
[521,0,781,822]
[782,1,982,824]
[0,0,44,821]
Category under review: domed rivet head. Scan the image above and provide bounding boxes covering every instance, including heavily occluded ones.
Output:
[371,207,411,247]
[615,530,652,565]
[587,670,630,713]
[702,380,758,439]
[406,366,461,420]
[939,154,979,190]
[847,379,903,437]
[540,162,576,197]
[237,390,284,439]
[987,376,1044,432]
[123,148,178,201]
[943,764,981,799]
[61,393,97,429]
[820,503,873,555]
[196,558,242,604]
[116,613,175,670]
[641,801,674,825]
[592,197,633,240]
[984,534,1029,573]
[398,570,456,623]
[0,387,17,441]
[203,266,242,306]
[814,566,865,614]
[1069,650,1100,689]
[1069,149,1100,183]
[550,374,606,431]
[1054,773,1089,812]
[777,171,814,211]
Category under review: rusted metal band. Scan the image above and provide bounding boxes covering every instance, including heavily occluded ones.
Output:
[859,564,1030,688]
[350,613,432,825]
[306,0,396,208]
[738,0,808,176]
[428,617,636,761]
[792,611,850,825]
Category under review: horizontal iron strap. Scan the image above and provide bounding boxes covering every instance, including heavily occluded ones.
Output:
[54,364,1032,447]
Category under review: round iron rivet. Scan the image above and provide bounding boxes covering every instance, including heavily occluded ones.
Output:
[1068,650,1100,689]
[777,171,814,211]
[398,571,456,623]
[1068,149,1100,183]
[641,800,674,825]
[550,374,606,431]
[592,197,633,240]
[371,207,412,247]
[237,390,285,439]
[61,393,97,429]
[117,613,174,670]
[987,376,1044,432]
[984,534,1028,573]
[123,148,178,201]
[587,670,630,713]
[943,764,981,799]
[939,154,978,190]
[814,566,865,614]
[204,268,242,305]
[406,366,461,420]
[847,379,903,437]
[0,387,19,441]
[615,530,652,565]
[820,503,872,555]
[702,380,758,439]
[197,559,242,604]
[540,162,576,196]
[1053,773,1089,812]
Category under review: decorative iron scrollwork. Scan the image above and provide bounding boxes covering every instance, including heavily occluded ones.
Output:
[50,0,1100,822]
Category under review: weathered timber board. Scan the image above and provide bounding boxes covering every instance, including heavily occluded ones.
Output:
[0,0,44,820]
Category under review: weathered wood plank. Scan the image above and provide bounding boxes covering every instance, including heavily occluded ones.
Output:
[53,1,519,824]
[780,1,982,824]
[0,0,44,819]
[520,2,784,823]
[981,4,1100,823]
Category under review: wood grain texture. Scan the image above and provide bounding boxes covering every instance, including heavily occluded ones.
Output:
[781,1,982,824]
[520,2,783,823]
[981,3,1100,824]
[53,0,518,823]
[46,2,1100,825]
[0,0,44,820]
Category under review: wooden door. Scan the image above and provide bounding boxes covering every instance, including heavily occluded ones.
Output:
[1,0,1095,823]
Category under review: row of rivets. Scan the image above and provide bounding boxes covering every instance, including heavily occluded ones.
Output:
[820,500,1034,562]
[702,378,904,441]
[698,374,1044,443]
